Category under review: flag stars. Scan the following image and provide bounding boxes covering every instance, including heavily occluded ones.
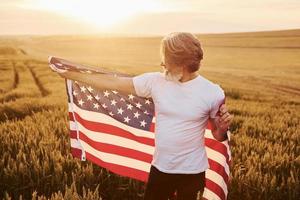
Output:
[135,102,142,109]
[117,107,124,115]
[144,110,149,115]
[95,95,100,100]
[127,104,133,110]
[145,99,151,104]
[109,111,114,116]
[80,86,86,93]
[124,116,131,123]
[93,103,99,109]
[120,97,125,102]
[128,94,134,100]
[110,99,117,106]
[104,90,110,97]
[87,86,94,92]
[73,91,78,96]
[102,103,107,108]
[133,111,140,119]
[112,90,118,94]
[87,95,93,101]
[78,99,84,106]
[140,120,147,127]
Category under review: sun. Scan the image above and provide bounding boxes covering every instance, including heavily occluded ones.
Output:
[23,0,163,29]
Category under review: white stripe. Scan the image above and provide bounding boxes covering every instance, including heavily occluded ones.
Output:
[67,79,86,160]
[205,130,231,162]
[152,117,156,123]
[205,146,230,176]
[69,102,155,139]
[203,187,221,200]
[70,121,155,155]
[205,169,228,196]
[71,138,151,172]
[71,138,82,149]
[205,129,230,146]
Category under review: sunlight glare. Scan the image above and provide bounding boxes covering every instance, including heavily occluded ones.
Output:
[25,0,163,28]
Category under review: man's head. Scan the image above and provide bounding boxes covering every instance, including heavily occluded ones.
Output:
[160,32,203,82]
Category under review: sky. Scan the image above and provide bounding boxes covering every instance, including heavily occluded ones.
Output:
[1,0,300,36]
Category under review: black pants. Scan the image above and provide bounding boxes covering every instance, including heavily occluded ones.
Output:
[143,165,205,200]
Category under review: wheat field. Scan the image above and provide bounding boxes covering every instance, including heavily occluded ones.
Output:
[0,29,299,200]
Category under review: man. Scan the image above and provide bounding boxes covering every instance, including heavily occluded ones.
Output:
[52,32,233,200]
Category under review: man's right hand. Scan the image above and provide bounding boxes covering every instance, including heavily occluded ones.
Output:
[49,63,68,74]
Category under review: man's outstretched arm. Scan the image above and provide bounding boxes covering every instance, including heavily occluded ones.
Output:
[56,70,137,96]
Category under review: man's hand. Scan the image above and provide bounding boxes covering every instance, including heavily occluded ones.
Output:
[218,104,234,131]
[49,63,68,74]
[210,103,234,142]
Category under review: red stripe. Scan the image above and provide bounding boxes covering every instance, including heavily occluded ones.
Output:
[85,150,150,182]
[76,130,153,163]
[71,147,82,159]
[70,130,77,139]
[69,112,74,121]
[208,158,229,185]
[205,178,226,200]
[206,120,213,130]
[69,112,155,146]
[204,138,230,165]
[149,121,155,132]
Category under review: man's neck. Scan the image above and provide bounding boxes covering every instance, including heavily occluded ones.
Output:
[179,71,199,83]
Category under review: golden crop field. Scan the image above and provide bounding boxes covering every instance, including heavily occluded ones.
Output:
[0,29,299,200]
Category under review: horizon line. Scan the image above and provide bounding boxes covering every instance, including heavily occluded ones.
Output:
[0,27,299,38]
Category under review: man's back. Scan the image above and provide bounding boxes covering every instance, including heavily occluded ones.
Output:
[133,71,225,174]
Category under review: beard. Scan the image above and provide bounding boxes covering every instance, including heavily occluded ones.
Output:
[162,68,183,82]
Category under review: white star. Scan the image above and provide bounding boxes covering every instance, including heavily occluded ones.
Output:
[124,116,130,123]
[73,91,78,96]
[128,94,134,100]
[117,107,124,115]
[133,111,140,118]
[109,111,114,116]
[95,95,100,100]
[80,86,86,93]
[112,90,118,94]
[145,99,151,104]
[135,102,142,109]
[140,120,147,127]
[87,94,93,101]
[120,97,125,102]
[110,99,117,106]
[87,86,93,92]
[93,103,99,109]
[102,103,107,108]
[127,104,133,110]
[78,99,84,106]
[144,110,149,115]
[104,90,110,97]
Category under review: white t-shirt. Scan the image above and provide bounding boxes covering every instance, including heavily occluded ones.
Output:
[132,71,225,174]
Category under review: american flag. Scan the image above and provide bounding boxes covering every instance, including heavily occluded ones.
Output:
[48,56,232,200]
